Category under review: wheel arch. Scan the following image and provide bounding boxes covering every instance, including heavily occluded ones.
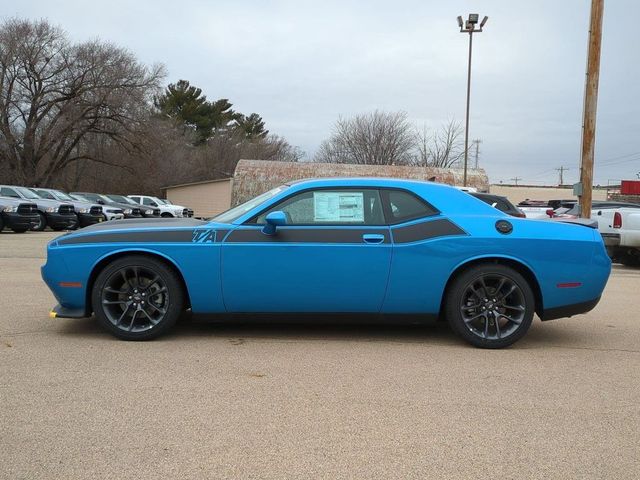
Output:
[439,256,543,317]
[85,249,191,315]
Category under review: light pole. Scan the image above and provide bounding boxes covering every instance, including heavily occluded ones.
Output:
[458,14,488,186]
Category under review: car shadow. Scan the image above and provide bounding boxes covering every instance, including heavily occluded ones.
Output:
[56,313,597,350]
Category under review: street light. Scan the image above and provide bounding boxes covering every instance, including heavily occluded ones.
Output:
[458,13,488,186]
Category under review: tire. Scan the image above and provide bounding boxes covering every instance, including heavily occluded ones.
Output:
[92,255,185,340]
[33,212,47,231]
[445,263,535,349]
[620,253,640,267]
[160,212,174,218]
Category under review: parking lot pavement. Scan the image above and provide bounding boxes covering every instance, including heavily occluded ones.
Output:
[1,233,639,479]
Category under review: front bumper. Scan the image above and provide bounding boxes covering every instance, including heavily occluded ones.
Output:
[50,303,89,319]
[601,233,620,247]
[78,213,104,227]
[1,212,39,230]
[45,212,78,229]
[104,212,125,221]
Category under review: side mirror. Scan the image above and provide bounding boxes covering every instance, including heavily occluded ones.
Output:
[597,210,602,216]
[262,211,287,235]
[97,199,105,205]
[150,202,158,207]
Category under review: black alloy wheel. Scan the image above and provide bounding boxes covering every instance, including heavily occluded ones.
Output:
[446,264,534,348]
[92,255,184,340]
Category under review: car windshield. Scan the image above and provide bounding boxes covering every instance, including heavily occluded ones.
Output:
[50,190,75,201]
[107,194,136,204]
[15,186,41,200]
[31,189,55,200]
[212,186,289,223]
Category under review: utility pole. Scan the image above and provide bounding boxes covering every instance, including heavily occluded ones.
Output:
[457,14,488,186]
[510,177,522,186]
[555,166,566,186]
[579,0,604,219]
[472,139,482,169]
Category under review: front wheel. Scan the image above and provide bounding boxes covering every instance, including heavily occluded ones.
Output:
[92,255,185,340]
[445,264,535,349]
[33,212,47,231]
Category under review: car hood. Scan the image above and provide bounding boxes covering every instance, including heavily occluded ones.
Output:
[67,200,100,210]
[29,198,73,209]
[0,195,30,206]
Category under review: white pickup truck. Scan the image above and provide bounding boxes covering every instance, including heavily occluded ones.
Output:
[594,206,640,266]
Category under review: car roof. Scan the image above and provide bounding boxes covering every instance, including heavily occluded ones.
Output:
[283,177,455,191]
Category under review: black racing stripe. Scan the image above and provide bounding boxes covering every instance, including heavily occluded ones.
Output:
[392,218,466,244]
[225,228,390,244]
[58,230,195,245]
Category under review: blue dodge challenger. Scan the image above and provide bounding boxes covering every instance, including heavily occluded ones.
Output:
[42,178,611,348]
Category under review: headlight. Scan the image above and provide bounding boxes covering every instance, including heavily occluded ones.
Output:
[144,209,153,215]
[77,208,88,214]
[123,209,132,215]
[2,206,18,213]
[45,206,57,213]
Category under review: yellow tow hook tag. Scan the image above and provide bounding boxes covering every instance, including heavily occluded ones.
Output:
[49,311,57,319]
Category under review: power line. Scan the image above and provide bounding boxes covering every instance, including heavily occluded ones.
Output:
[510,177,522,186]
[555,166,567,185]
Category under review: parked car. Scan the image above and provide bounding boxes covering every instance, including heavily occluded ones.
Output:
[70,192,143,219]
[0,196,39,233]
[552,202,640,266]
[104,194,160,217]
[470,192,526,218]
[552,201,640,219]
[163,199,194,217]
[517,199,576,219]
[29,188,104,228]
[43,178,611,349]
[128,195,191,218]
[0,185,77,231]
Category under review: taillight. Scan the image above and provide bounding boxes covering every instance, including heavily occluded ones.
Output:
[613,212,622,229]
[546,209,554,218]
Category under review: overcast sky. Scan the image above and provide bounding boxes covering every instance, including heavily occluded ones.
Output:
[8,0,640,185]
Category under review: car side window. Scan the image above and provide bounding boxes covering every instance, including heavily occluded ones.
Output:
[0,187,19,198]
[384,190,437,223]
[129,196,140,203]
[142,198,154,206]
[254,189,385,226]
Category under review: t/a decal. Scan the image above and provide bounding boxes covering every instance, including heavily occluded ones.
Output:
[192,229,216,243]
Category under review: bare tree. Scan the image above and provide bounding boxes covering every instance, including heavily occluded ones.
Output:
[416,119,466,168]
[315,110,415,165]
[0,18,165,186]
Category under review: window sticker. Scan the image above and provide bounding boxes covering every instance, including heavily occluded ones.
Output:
[313,191,364,222]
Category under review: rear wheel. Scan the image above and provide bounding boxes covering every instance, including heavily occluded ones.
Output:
[446,264,534,349]
[33,212,47,231]
[160,212,174,218]
[92,255,184,340]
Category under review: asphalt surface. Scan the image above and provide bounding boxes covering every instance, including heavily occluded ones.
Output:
[1,231,639,479]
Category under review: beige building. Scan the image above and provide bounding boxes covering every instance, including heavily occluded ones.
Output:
[163,159,490,217]
[164,178,232,218]
[490,185,608,204]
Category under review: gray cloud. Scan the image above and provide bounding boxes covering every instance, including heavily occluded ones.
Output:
[7,0,640,184]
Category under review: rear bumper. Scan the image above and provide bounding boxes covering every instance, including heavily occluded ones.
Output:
[539,297,601,321]
[46,212,78,229]
[601,233,621,247]
[1,212,39,230]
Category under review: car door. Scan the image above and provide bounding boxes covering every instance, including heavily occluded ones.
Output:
[220,187,392,313]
